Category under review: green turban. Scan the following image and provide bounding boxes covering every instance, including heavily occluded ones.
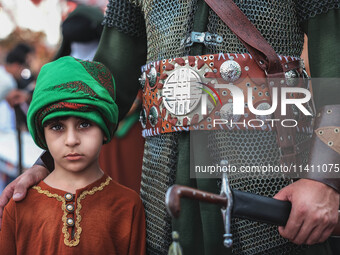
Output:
[27,56,118,150]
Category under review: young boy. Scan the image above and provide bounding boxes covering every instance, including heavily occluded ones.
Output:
[0,56,146,255]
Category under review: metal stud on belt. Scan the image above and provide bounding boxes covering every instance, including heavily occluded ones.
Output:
[220,60,242,82]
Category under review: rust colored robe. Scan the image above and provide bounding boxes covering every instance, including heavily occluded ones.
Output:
[0,174,146,255]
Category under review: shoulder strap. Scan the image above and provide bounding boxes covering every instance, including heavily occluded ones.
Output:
[204,0,298,165]
[204,0,284,77]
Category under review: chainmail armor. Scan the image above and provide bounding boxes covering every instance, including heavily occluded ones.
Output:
[295,0,340,24]
[140,133,178,255]
[104,0,329,254]
[103,0,145,37]
[207,0,304,57]
[141,0,198,62]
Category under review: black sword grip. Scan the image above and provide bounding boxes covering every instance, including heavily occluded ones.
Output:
[232,189,291,226]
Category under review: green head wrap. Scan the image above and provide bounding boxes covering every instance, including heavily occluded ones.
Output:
[27,56,118,150]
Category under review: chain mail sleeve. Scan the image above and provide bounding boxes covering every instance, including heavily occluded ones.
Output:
[102,0,146,38]
[95,0,147,121]
[295,0,340,25]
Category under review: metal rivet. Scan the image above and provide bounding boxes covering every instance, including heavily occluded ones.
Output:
[244,66,249,71]
[285,70,300,87]
[335,128,339,133]
[220,60,242,82]
[148,106,159,127]
[203,56,208,61]
[328,141,334,146]
[139,108,147,129]
[139,72,146,89]
[209,55,214,60]
[327,109,332,114]
[318,130,324,135]
[209,62,214,67]
[220,103,241,122]
[256,102,273,120]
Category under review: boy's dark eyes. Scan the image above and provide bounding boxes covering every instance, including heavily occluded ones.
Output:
[46,119,92,131]
[50,124,63,131]
[79,122,91,128]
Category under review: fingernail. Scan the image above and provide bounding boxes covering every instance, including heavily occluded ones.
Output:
[13,193,22,199]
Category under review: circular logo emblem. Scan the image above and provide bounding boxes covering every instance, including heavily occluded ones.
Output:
[163,67,202,116]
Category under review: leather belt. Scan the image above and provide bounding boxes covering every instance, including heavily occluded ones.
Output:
[139,53,314,137]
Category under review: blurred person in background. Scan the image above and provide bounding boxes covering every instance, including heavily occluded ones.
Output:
[54,4,104,61]
[0,43,35,130]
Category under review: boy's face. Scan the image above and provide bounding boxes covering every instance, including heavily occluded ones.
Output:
[44,116,106,174]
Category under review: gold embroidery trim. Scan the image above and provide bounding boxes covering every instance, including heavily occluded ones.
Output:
[32,176,112,247]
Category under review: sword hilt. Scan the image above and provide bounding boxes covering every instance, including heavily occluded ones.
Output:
[220,160,233,248]
[165,185,227,218]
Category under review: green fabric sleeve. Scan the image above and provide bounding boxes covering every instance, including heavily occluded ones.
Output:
[303,9,340,109]
[114,110,140,138]
[94,26,147,122]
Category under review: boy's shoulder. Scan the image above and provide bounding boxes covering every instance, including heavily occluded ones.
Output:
[106,178,143,206]
[4,186,38,215]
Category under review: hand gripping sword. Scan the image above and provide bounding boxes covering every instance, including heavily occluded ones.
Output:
[165,163,340,248]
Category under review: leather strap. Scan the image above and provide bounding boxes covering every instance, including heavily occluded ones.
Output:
[307,105,340,192]
[204,0,297,165]
[204,0,283,76]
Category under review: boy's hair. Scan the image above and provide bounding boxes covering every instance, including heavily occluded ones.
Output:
[27,56,118,150]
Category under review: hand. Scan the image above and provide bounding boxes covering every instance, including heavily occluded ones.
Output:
[0,164,49,229]
[274,179,339,245]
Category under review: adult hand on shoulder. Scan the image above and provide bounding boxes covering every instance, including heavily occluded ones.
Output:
[274,179,339,245]
[0,164,49,229]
